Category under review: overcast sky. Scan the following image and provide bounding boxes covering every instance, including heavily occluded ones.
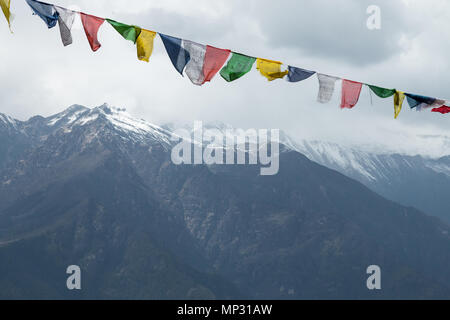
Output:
[1,0,450,156]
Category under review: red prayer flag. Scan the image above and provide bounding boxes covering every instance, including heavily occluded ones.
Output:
[202,45,231,84]
[340,79,363,109]
[431,106,450,114]
[80,13,105,52]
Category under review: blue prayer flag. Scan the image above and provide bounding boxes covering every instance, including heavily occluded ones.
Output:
[405,93,436,109]
[286,66,315,82]
[26,0,59,28]
[159,33,190,76]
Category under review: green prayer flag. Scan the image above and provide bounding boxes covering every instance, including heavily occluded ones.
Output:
[107,19,141,43]
[220,53,256,82]
[369,85,396,98]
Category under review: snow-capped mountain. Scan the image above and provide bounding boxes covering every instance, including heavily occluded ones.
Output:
[2,104,450,299]
[1,104,174,149]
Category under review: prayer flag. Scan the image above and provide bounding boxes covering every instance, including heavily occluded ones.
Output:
[202,45,231,83]
[136,29,157,62]
[368,85,395,98]
[405,93,436,109]
[317,73,339,103]
[80,13,105,52]
[159,33,190,76]
[256,58,288,81]
[182,40,207,85]
[106,19,141,43]
[431,106,450,114]
[286,66,315,82]
[220,52,256,82]
[26,0,59,28]
[55,7,75,46]
[394,90,405,119]
[0,0,11,29]
[340,80,363,109]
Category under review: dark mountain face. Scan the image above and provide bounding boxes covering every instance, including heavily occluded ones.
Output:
[1,105,450,299]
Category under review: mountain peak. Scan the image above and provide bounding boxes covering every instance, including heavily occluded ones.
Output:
[41,104,172,147]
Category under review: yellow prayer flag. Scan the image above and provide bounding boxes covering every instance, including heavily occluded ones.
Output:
[136,29,157,62]
[394,90,405,119]
[0,0,11,30]
[256,58,288,81]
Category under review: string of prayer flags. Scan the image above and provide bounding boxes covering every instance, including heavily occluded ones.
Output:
[202,45,231,83]
[159,33,190,76]
[136,29,157,62]
[106,19,141,44]
[26,0,59,28]
[220,53,256,82]
[0,0,11,30]
[394,90,405,119]
[256,58,289,81]
[7,0,450,119]
[55,6,76,46]
[183,40,207,85]
[286,66,315,83]
[80,13,105,52]
[340,80,363,109]
[368,85,396,98]
[431,106,450,114]
[317,73,340,103]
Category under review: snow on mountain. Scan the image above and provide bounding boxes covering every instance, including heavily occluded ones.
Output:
[0,113,18,127]
[290,139,450,184]
[0,113,21,134]
[291,140,387,182]
[46,104,89,127]
[42,104,175,147]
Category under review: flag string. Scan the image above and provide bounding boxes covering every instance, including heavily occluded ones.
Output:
[2,0,449,117]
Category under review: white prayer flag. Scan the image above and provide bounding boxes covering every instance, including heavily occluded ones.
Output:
[182,40,207,86]
[317,73,340,104]
[55,6,76,46]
